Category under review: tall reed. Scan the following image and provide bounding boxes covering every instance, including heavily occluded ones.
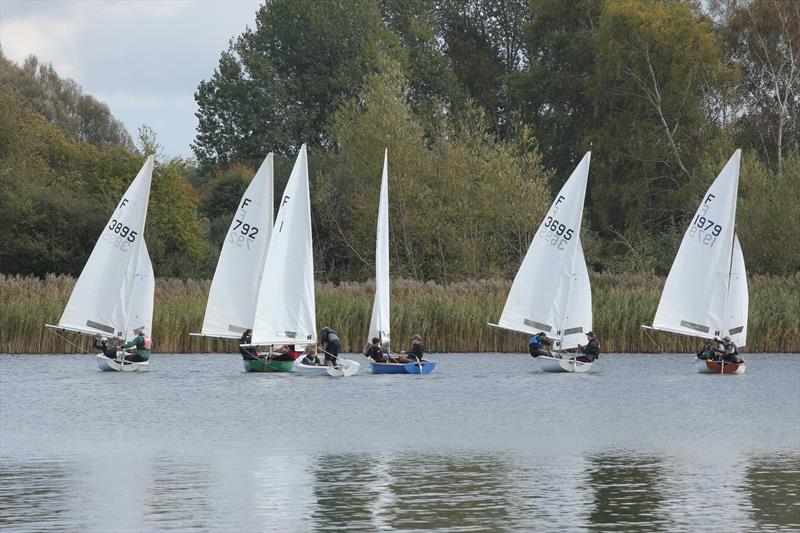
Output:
[0,273,797,354]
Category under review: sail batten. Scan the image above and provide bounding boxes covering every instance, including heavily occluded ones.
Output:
[251,146,316,346]
[496,152,593,350]
[652,150,748,346]
[55,156,155,341]
[199,154,274,338]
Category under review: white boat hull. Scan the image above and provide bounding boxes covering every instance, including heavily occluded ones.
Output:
[96,354,149,372]
[537,355,592,373]
[293,358,360,376]
[695,358,746,375]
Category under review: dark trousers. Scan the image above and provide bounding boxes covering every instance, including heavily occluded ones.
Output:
[324,340,341,365]
[124,353,147,363]
[529,346,549,358]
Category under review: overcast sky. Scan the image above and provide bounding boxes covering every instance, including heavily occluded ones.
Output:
[0,0,261,158]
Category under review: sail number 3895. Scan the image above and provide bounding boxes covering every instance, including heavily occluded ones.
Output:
[107,219,138,243]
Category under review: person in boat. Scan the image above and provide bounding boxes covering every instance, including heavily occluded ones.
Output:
[576,331,600,363]
[239,329,262,361]
[696,340,716,360]
[400,334,425,362]
[301,345,322,366]
[121,327,152,362]
[93,336,121,359]
[273,344,303,361]
[320,327,341,366]
[528,332,552,358]
[364,337,391,363]
[716,336,743,364]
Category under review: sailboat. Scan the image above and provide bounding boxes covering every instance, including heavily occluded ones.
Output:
[644,150,748,374]
[190,154,274,362]
[489,152,594,373]
[369,150,435,375]
[243,145,358,376]
[46,156,155,372]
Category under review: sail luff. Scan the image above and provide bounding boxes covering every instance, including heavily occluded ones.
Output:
[199,153,274,338]
[652,150,742,340]
[57,156,155,340]
[251,145,316,346]
[368,149,391,346]
[496,152,592,343]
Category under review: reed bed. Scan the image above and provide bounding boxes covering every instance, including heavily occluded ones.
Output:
[1,273,797,354]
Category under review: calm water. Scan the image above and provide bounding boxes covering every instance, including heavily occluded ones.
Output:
[1,353,798,532]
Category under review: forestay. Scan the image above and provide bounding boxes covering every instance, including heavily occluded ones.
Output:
[54,156,155,341]
[652,150,748,346]
[495,152,592,350]
[368,149,390,346]
[199,154,274,338]
[251,145,317,346]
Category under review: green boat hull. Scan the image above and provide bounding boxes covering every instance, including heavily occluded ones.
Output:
[243,358,295,372]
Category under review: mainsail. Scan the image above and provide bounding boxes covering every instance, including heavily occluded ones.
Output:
[250,145,316,346]
[53,156,155,341]
[368,149,391,346]
[652,150,748,346]
[198,154,274,338]
[495,152,592,349]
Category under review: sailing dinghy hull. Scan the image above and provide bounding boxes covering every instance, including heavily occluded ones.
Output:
[294,359,360,376]
[96,354,149,372]
[695,358,746,375]
[371,361,436,374]
[243,358,294,372]
[537,355,592,373]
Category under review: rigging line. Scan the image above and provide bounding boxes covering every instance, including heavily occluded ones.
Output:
[642,328,665,353]
[47,329,93,355]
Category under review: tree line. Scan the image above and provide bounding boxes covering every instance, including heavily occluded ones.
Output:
[0,0,798,283]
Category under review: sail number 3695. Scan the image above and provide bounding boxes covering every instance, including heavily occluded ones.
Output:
[539,216,574,250]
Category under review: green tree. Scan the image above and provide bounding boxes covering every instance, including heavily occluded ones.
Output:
[587,0,734,272]
[193,0,397,169]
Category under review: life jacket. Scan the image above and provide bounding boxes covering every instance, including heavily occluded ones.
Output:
[143,336,153,350]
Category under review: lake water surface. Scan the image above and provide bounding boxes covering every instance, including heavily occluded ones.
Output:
[1,353,798,531]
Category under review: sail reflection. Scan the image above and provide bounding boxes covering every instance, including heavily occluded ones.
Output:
[310,453,513,531]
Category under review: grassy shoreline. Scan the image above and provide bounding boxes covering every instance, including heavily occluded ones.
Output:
[1,273,797,354]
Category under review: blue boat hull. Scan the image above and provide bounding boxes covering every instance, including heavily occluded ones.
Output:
[371,361,436,374]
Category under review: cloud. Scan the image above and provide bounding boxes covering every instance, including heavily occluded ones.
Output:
[0,0,261,157]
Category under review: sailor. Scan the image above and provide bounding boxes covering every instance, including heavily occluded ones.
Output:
[717,336,743,364]
[364,337,390,363]
[301,345,322,366]
[696,339,715,360]
[528,332,552,358]
[121,327,152,362]
[273,344,303,361]
[401,334,425,361]
[320,327,342,366]
[576,331,600,363]
[239,329,261,361]
[93,335,120,359]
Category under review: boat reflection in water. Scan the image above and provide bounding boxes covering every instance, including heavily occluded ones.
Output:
[1,451,798,530]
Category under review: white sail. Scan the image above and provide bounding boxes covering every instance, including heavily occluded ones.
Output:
[368,149,391,346]
[496,152,592,349]
[199,154,274,338]
[251,145,316,346]
[652,150,745,343]
[723,235,748,346]
[55,156,154,340]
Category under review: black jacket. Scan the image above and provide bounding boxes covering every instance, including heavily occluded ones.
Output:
[365,345,386,362]
[93,341,118,358]
[406,343,425,360]
[580,339,600,360]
